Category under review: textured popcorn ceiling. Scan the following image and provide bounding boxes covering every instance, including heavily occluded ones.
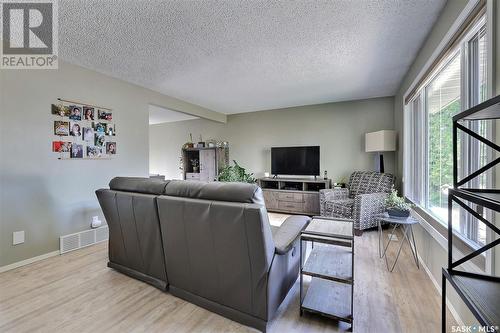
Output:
[59,0,446,114]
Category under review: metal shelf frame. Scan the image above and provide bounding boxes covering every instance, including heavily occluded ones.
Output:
[442,95,500,332]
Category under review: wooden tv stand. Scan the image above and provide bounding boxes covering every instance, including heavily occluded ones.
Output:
[258,177,331,216]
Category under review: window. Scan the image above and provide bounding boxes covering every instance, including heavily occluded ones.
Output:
[404,13,491,247]
[426,52,461,222]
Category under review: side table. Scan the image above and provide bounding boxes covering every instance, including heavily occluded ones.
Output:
[377,213,419,272]
[300,216,354,329]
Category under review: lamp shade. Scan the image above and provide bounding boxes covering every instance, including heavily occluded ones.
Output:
[365,130,396,152]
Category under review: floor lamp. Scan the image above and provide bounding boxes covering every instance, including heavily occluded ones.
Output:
[365,130,396,173]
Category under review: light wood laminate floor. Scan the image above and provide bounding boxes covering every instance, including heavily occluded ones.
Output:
[0,214,456,332]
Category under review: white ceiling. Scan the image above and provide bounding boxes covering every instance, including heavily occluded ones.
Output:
[149,105,198,125]
[59,0,446,114]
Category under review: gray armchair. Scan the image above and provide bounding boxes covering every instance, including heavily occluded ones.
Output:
[320,171,395,231]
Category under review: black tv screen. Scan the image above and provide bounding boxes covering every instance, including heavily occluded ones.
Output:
[271,146,320,176]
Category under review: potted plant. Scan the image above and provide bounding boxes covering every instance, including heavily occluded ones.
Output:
[184,133,194,149]
[385,187,413,218]
[218,160,256,183]
[191,158,199,173]
[333,176,347,189]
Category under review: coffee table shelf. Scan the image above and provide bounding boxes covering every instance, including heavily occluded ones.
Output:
[302,278,352,323]
[300,217,354,328]
[302,245,352,283]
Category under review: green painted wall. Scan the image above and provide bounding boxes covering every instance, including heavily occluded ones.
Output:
[150,97,395,183]
[0,61,225,268]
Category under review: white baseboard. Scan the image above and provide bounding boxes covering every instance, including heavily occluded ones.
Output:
[417,253,464,327]
[0,250,60,273]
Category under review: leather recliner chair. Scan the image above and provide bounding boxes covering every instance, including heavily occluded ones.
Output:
[96,177,310,332]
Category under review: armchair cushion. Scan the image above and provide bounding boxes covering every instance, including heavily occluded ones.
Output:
[320,188,349,201]
[319,188,349,216]
[273,215,310,255]
[325,198,354,219]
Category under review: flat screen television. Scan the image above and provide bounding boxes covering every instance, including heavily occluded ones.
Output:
[271,146,320,176]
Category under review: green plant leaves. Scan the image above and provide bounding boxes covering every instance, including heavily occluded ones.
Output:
[218,160,256,183]
[385,187,413,210]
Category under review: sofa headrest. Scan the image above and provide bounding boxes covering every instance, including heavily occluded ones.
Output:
[164,180,265,205]
[109,177,169,195]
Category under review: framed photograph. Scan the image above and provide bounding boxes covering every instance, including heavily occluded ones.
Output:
[51,104,70,117]
[83,127,94,142]
[52,141,72,152]
[54,121,70,136]
[69,105,82,121]
[83,106,95,120]
[87,146,102,158]
[69,122,82,137]
[106,123,115,136]
[95,132,105,147]
[106,142,116,155]
[94,122,106,133]
[98,109,112,121]
[71,144,83,158]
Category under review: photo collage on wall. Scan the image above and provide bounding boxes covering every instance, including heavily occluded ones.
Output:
[51,102,117,159]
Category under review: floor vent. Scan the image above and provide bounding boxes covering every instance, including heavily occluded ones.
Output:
[60,226,109,254]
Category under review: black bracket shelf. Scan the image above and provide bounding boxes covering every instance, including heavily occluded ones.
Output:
[442,95,500,333]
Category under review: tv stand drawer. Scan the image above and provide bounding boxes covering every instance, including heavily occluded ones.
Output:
[260,180,328,215]
[277,192,303,202]
[278,201,304,212]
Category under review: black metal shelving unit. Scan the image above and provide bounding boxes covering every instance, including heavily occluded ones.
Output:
[442,95,500,332]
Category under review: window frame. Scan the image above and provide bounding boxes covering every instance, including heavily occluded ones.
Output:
[459,20,494,248]
[403,11,495,267]
[422,49,461,219]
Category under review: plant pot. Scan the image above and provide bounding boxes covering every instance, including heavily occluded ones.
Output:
[387,208,410,218]
[192,167,199,173]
